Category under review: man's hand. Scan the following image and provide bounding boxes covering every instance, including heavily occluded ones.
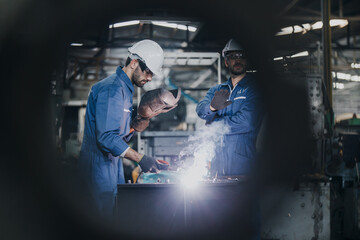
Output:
[138,155,160,173]
[131,115,150,132]
[210,89,232,111]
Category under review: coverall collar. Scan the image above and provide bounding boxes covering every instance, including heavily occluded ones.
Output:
[222,73,251,89]
[116,66,134,93]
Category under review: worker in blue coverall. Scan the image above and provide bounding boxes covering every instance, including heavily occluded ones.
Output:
[197,38,263,240]
[78,39,165,219]
[196,38,263,176]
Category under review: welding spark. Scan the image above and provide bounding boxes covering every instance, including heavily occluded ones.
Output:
[178,120,230,183]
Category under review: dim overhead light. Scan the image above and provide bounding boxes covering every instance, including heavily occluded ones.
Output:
[333,72,360,82]
[333,82,345,89]
[330,19,348,28]
[351,63,360,69]
[273,57,283,61]
[275,26,295,36]
[293,25,303,33]
[152,21,197,32]
[290,51,309,58]
[276,19,348,36]
[188,26,197,32]
[176,24,188,31]
[109,20,140,28]
[152,21,177,29]
[302,23,311,31]
[311,21,323,30]
[273,51,308,61]
[276,25,306,36]
[108,20,197,32]
[70,43,83,46]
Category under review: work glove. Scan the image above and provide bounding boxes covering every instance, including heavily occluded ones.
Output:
[130,115,150,132]
[138,155,170,173]
[138,155,160,173]
[210,89,232,111]
[157,159,170,170]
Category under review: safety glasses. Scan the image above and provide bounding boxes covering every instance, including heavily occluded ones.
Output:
[226,52,246,60]
[138,60,153,76]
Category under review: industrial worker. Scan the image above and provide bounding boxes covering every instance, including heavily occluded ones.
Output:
[196,38,263,176]
[78,39,166,219]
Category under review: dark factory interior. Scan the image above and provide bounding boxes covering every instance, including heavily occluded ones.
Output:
[1,0,360,239]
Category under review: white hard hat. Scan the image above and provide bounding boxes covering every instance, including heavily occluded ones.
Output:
[222,38,244,58]
[128,39,164,77]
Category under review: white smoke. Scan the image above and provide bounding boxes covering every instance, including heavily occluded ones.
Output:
[179,120,230,179]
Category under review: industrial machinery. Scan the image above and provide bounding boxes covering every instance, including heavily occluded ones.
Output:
[140,131,194,165]
[116,125,259,239]
[114,72,360,240]
[53,39,359,239]
[326,116,360,239]
[115,176,257,239]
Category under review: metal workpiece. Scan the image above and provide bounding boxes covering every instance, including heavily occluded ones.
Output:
[137,171,182,184]
[261,181,330,240]
[136,170,247,184]
[137,88,182,119]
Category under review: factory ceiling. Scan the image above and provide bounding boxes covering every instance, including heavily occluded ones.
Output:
[68,1,360,52]
[62,0,360,113]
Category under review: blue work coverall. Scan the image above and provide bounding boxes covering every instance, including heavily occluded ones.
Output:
[78,67,134,216]
[196,73,262,176]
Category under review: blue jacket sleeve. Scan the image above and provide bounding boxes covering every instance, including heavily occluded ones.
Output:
[223,89,262,133]
[196,86,217,122]
[95,87,129,156]
[123,131,135,142]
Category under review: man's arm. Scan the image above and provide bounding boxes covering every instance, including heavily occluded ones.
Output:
[223,90,262,133]
[124,148,144,163]
[196,87,218,122]
[94,86,163,173]
[95,87,130,156]
[124,148,166,173]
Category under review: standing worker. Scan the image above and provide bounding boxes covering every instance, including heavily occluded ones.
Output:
[78,39,166,219]
[196,38,263,176]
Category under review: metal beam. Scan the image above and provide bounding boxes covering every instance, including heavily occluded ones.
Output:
[67,48,105,87]
[275,64,359,71]
[339,0,343,18]
[282,15,360,21]
[322,0,333,109]
[110,15,202,26]
[284,46,360,51]
[189,69,212,88]
[294,6,322,16]
[278,0,300,16]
